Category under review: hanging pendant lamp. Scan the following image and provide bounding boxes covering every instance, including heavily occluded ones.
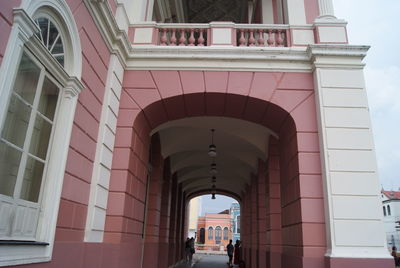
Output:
[208,129,217,157]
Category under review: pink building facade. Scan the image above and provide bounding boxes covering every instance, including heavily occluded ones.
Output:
[0,0,394,268]
[197,212,232,250]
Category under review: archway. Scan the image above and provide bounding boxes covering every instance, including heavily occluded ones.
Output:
[107,70,325,268]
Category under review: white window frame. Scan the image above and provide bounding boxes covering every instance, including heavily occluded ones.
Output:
[0,1,83,266]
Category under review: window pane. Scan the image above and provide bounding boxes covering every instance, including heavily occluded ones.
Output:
[1,94,32,148]
[29,115,52,160]
[36,18,48,46]
[54,55,64,66]
[13,53,41,104]
[0,141,22,197]
[20,156,45,202]
[48,21,59,50]
[38,77,59,121]
[52,36,64,54]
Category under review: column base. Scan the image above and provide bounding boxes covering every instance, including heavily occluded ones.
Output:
[325,256,395,268]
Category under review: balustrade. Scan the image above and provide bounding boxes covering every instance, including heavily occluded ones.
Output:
[235,25,288,47]
[158,25,209,46]
[132,23,289,47]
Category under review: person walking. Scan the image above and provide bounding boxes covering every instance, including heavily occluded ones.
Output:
[185,238,191,262]
[189,237,195,263]
[233,240,241,265]
[227,239,234,267]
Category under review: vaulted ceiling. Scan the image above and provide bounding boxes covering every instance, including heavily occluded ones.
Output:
[151,117,276,199]
[186,0,248,23]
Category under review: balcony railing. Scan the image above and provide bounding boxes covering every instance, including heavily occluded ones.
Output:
[157,23,209,46]
[130,22,292,47]
[129,21,348,48]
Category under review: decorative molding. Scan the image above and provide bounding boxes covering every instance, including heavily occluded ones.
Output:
[83,0,131,67]
[13,9,40,41]
[126,46,312,72]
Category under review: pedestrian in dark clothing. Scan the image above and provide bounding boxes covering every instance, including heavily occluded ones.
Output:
[227,239,234,267]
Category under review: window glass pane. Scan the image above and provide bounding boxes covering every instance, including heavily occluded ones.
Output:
[54,55,64,66]
[20,156,44,202]
[29,115,52,160]
[1,94,32,148]
[52,36,64,54]
[38,77,59,121]
[0,141,22,197]
[48,21,59,50]
[13,53,41,104]
[36,17,49,47]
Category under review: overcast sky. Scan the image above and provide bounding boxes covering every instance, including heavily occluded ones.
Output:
[201,0,400,214]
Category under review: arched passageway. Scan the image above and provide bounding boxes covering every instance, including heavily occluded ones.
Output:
[107,70,325,268]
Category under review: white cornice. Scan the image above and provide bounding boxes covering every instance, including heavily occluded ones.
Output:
[127,46,312,72]
[308,44,370,69]
[84,0,131,67]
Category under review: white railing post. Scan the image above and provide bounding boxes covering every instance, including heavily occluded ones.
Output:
[317,0,336,19]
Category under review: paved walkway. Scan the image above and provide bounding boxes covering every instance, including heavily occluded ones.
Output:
[175,254,232,268]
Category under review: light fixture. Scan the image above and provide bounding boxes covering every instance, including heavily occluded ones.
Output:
[210,162,217,174]
[211,176,216,183]
[211,184,216,200]
[208,129,217,157]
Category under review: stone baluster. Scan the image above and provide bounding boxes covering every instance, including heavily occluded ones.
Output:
[248,29,256,46]
[197,29,205,46]
[267,29,274,47]
[170,28,177,46]
[188,29,195,46]
[160,29,167,45]
[317,0,335,18]
[239,29,246,46]
[257,29,264,47]
[276,30,284,47]
[179,29,186,46]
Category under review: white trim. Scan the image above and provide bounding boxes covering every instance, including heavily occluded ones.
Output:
[85,54,124,242]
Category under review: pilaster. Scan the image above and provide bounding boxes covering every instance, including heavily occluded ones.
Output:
[309,44,393,267]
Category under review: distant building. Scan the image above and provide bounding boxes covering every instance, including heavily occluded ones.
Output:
[188,196,202,238]
[197,210,232,250]
[230,203,241,243]
[381,190,400,248]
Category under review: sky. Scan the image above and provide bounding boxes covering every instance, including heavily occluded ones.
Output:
[201,0,400,214]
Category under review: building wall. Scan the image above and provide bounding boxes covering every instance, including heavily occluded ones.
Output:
[382,192,400,249]
[0,1,393,268]
[197,213,232,249]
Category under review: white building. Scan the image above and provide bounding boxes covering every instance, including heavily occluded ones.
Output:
[382,190,400,249]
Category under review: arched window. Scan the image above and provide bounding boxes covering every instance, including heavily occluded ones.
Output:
[199,228,205,244]
[34,16,65,66]
[223,227,229,240]
[208,226,213,240]
[0,1,82,266]
[215,226,222,244]
[383,206,386,216]
[237,216,241,233]
[387,205,391,216]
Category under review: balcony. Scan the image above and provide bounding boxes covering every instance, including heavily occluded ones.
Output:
[129,21,349,49]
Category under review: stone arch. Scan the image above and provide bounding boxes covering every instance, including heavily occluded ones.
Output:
[108,70,325,268]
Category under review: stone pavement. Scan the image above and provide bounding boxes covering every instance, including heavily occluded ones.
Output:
[174,254,233,268]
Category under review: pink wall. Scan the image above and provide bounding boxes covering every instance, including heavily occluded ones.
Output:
[304,0,320,24]
[0,0,21,66]
[60,0,110,244]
